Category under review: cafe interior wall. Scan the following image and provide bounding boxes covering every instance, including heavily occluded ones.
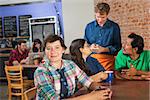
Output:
[94,0,150,50]
[0,1,63,78]
[62,0,95,52]
[0,1,63,42]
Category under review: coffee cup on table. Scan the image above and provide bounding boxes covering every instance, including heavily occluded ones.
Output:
[104,71,114,84]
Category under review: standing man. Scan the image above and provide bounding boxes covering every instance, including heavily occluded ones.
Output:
[84,2,121,70]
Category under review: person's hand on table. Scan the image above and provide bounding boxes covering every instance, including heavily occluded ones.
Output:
[20,58,28,64]
[126,64,137,76]
[141,72,150,80]
[12,61,19,65]
[116,68,149,80]
[91,88,112,100]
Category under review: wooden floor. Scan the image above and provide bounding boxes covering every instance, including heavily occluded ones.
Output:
[0,80,8,100]
[0,80,30,100]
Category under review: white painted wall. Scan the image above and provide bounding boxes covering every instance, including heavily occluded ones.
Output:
[62,0,94,50]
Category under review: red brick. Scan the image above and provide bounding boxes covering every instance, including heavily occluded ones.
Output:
[95,0,150,50]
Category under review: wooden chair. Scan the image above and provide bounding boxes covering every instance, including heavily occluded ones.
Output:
[5,65,34,100]
[24,87,36,100]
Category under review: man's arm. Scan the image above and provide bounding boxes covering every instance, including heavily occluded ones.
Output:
[114,70,127,80]
[20,57,29,64]
[9,50,19,65]
[115,67,150,80]
[128,66,150,76]
[84,24,91,44]
[137,71,150,75]
[114,50,129,79]
[104,23,121,55]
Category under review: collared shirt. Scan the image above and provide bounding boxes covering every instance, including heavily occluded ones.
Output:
[9,48,29,65]
[34,59,92,100]
[84,19,121,55]
[56,68,68,99]
[85,55,105,75]
[115,50,150,71]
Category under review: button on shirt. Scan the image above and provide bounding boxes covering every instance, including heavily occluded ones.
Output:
[56,68,68,99]
[84,19,121,55]
[115,50,150,71]
[34,59,93,100]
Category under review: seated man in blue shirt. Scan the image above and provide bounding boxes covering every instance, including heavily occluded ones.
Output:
[84,2,121,71]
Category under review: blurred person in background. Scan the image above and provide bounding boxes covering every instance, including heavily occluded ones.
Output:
[9,40,29,65]
[33,54,42,65]
[32,38,43,52]
[8,40,34,80]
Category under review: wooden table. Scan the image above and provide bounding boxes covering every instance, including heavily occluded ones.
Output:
[111,80,149,100]
[22,64,38,68]
[74,79,149,100]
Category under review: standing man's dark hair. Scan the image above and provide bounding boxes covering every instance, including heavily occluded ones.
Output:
[128,33,144,54]
[95,2,110,15]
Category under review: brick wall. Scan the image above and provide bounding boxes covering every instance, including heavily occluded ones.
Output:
[94,0,150,50]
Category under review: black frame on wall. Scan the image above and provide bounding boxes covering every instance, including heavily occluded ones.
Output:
[4,16,17,37]
[19,15,32,36]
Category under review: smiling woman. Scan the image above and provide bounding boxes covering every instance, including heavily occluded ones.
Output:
[44,35,66,69]
[34,35,112,100]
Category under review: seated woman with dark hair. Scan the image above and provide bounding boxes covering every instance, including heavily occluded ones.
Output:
[26,39,43,80]
[32,39,43,52]
[70,39,108,82]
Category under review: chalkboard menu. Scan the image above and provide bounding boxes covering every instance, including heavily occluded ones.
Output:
[0,17,2,37]
[4,16,17,37]
[19,15,32,36]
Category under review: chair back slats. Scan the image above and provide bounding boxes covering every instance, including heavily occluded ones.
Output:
[5,65,34,100]
[12,93,22,96]
[5,65,23,86]
[5,65,24,100]
[8,73,21,76]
